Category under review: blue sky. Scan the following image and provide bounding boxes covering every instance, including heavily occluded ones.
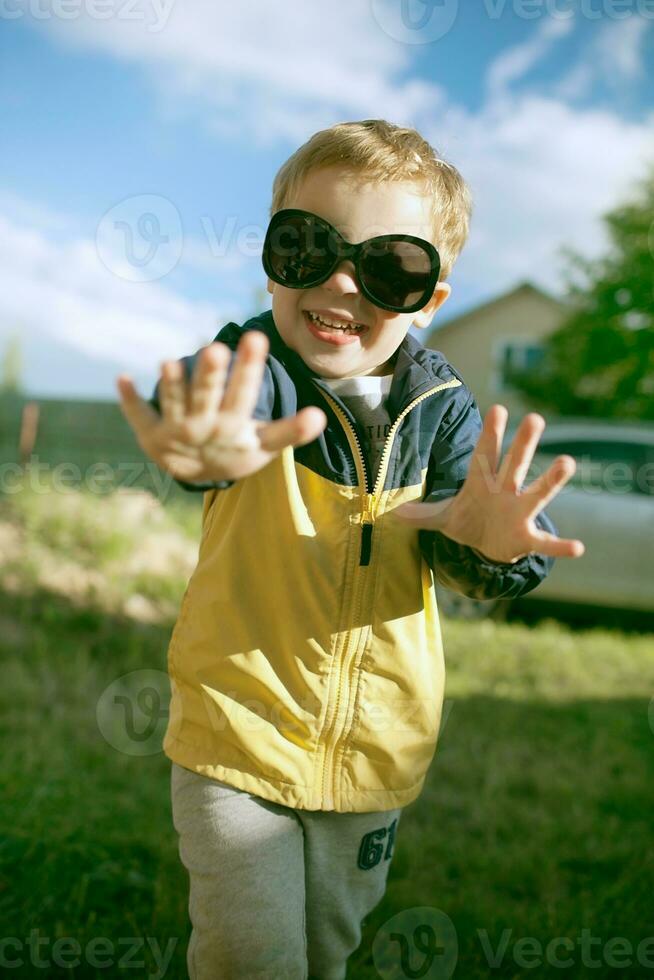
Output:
[1,1,652,399]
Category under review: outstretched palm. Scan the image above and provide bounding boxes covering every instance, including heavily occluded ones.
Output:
[394,405,585,564]
[116,331,327,484]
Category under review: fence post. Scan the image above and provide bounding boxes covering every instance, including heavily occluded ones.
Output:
[19,402,39,466]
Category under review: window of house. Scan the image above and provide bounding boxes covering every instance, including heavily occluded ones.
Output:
[496,341,546,391]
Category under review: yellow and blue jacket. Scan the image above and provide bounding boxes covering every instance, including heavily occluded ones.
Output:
[150,310,556,812]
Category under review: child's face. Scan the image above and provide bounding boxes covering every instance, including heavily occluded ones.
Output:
[266,164,451,378]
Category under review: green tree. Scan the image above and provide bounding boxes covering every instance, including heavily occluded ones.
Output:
[509,166,654,419]
[0,333,24,395]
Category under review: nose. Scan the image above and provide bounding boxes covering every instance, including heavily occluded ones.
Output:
[322,259,360,296]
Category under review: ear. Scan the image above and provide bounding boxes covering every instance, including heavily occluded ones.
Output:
[413,283,451,329]
[266,277,274,296]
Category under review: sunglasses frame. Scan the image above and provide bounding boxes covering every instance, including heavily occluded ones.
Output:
[262,208,441,315]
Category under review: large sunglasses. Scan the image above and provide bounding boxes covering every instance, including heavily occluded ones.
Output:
[262,208,441,314]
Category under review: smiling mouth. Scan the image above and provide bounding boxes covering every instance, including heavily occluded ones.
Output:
[305,311,367,335]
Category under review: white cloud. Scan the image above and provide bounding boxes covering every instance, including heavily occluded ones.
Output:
[34,0,446,146]
[431,92,654,304]
[10,7,654,386]
[595,15,650,82]
[425,18,654,309]
[0,189,79,237]
[555,17,652,100]
[485,16,574,102]
[0,209,225,397]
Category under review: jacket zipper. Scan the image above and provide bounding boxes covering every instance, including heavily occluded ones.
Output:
[312,377,462,809]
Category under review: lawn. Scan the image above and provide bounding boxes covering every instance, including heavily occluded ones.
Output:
[1,484,653,979]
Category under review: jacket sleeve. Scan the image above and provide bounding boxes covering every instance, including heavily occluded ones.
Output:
[419,387,557,600]
[147,336,275,493]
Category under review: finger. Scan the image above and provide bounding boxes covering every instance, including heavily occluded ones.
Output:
[521,454,577,516]
[469,404,508,491]
[526,527,586,559]
[159,359,187,425]
[189,343,231,418]
[257,406,326,454]
[220,331,270,416]
[116,375,161,438]
[500,412,545,492]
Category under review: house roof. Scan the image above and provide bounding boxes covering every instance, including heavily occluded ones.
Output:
[426,280,567,344]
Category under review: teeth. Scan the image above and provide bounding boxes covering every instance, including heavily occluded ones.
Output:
[307,312,363,334]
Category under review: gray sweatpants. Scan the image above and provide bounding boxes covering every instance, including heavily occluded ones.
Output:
[170,762,403,980]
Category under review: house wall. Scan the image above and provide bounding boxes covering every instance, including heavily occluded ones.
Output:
[425,286,566,422]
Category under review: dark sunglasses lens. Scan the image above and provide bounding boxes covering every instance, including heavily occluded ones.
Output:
[265,214,335,286]
[360,240,434,309]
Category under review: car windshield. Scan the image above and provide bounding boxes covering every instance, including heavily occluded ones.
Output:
[531,438,654,496]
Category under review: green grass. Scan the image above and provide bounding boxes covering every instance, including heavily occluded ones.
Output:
[1,486,653,978]
[356,618,654,979]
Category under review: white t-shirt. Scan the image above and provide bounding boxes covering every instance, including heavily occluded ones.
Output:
[320,374,394,487]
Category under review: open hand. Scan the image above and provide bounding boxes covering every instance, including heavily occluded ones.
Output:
[116,330,327,484]
[394,405,585,564]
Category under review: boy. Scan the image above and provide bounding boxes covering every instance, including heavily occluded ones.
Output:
[117,119,584,980]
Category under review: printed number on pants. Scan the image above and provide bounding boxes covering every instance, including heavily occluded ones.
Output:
[357,818,397,870]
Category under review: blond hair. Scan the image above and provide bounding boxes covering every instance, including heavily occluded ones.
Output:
[269,119,472,281]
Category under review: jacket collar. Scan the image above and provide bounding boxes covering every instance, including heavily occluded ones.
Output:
[243,309,450,419]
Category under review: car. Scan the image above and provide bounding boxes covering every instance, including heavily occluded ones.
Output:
[434,417,654,620]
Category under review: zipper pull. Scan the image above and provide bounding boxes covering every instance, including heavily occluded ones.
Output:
[360,494,375,567]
